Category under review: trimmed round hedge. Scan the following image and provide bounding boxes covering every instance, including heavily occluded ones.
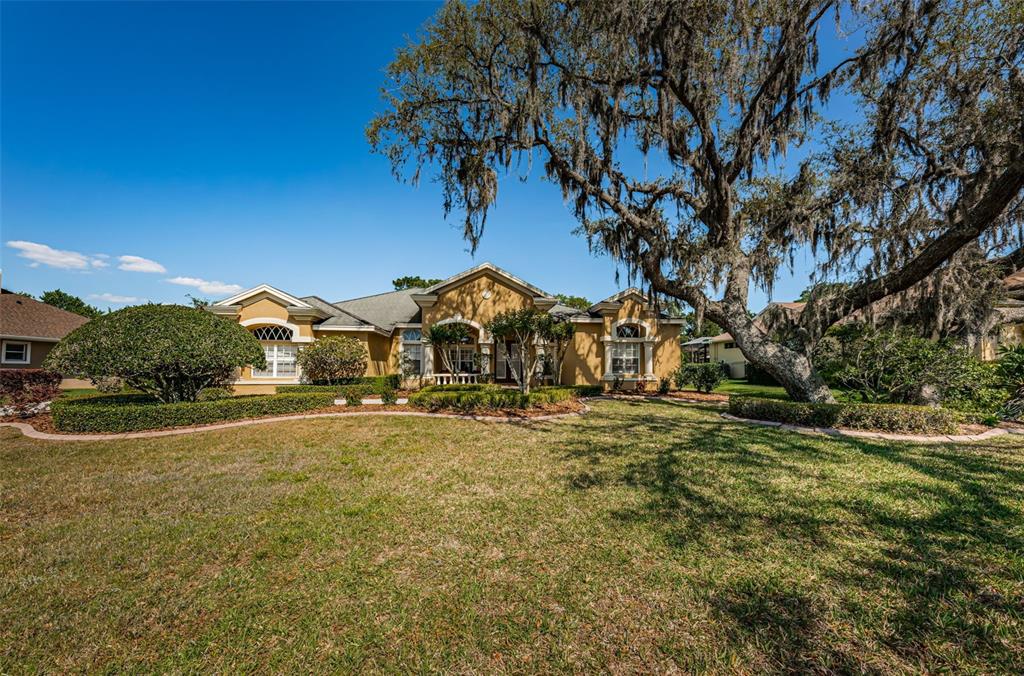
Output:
[44,304,264,403]
[50,392,336,433]
[728,396,959,434]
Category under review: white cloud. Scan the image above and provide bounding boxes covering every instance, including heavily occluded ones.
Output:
[165,276,243,296]
[118,255,166,274]
[6,240,106,270]
[90,293,144,304]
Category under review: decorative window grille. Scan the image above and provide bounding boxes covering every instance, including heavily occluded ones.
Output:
[251,325,292,342]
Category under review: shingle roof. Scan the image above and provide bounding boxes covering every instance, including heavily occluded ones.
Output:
[0,290,90,340]
[332,288,423,332]
[298,295,373,328]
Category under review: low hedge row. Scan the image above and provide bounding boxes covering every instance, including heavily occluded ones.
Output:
[408,385,597,412]
[277,374,401,395]
[51,392,337,433]
[728,396,959,434]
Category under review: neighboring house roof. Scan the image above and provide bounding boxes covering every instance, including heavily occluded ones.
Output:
[332,288,424,332]
[0,290,89,341]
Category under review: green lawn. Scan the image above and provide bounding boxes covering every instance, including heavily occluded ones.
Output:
[713,378,792,399]
[713,378,861,402]
[2,400,1022,672]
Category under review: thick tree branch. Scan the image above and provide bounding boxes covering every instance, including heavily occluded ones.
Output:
[805,153,1024,338]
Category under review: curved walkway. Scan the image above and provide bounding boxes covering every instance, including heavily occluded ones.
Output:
[0,406,588,442]
[720,412,1009,444]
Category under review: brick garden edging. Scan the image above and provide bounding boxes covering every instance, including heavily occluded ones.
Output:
[0,405,589,442]
[720,412,1008,444]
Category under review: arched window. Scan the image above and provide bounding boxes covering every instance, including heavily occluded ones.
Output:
[251,325,293,342]
[616,323,643,338]
[251,325,296,377]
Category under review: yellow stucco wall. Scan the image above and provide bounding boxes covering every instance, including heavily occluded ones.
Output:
[653,324,682,379]
[561,324,603,385]
[423,272,534,328]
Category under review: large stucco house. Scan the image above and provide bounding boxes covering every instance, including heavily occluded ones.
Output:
[207,263,685,393]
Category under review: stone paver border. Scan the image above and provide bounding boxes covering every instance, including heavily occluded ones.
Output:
[720,412,1009,444]
[0,404,589,442]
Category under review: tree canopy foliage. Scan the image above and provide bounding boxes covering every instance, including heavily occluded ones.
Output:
[44,305,264,403]
[392,275,444,290]
[554,293,591,311]
[38,289,103,319]
[369,0,1024,401]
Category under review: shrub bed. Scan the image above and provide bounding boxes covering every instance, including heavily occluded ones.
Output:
[728,396,959,435]
[51,392,336,433]
[277,374,401,396]
[408,384,596,412]
[1,369,62,415]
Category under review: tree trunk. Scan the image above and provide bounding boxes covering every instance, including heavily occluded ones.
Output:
[724,318,836,403]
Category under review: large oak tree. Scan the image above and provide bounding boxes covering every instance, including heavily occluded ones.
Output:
[369,0,1024,401]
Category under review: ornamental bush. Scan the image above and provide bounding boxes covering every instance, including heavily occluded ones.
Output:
[50,392,336,433]
[0,369,61,416]
[813,324,994,405]
[673,362,724,393]
[43,304,264,403]
[295,336,368,384]
[728,396,959,435]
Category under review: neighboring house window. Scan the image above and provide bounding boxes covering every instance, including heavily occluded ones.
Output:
[1,340,30,365]
[724,342,736,349]
[611,342,640,374]
[616,323,642,338]
[401,328,423,375]
[250,325,296,377]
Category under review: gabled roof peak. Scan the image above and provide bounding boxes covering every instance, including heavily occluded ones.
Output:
[212,284,312,309]
[418,262,555,299]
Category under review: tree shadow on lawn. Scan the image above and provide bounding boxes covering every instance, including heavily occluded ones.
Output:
[534,399,1024,670]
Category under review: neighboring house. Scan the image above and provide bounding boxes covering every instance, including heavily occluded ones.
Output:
[0,289,90,387]
[207,262,685,393]
[979,270,1024,360]
[681,301,807,378]
[682,333,749,378]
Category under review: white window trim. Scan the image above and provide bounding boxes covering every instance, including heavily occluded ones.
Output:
[609,342,641,375]
[251,343,299,379]
[445,344,478,374]
[1,340,31,365]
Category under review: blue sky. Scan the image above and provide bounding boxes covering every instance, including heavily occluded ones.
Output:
[2,1,825,310]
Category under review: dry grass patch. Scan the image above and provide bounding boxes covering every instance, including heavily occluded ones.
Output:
[2,400,1023,672]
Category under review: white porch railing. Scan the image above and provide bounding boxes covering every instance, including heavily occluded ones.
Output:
[432,373,479,385]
